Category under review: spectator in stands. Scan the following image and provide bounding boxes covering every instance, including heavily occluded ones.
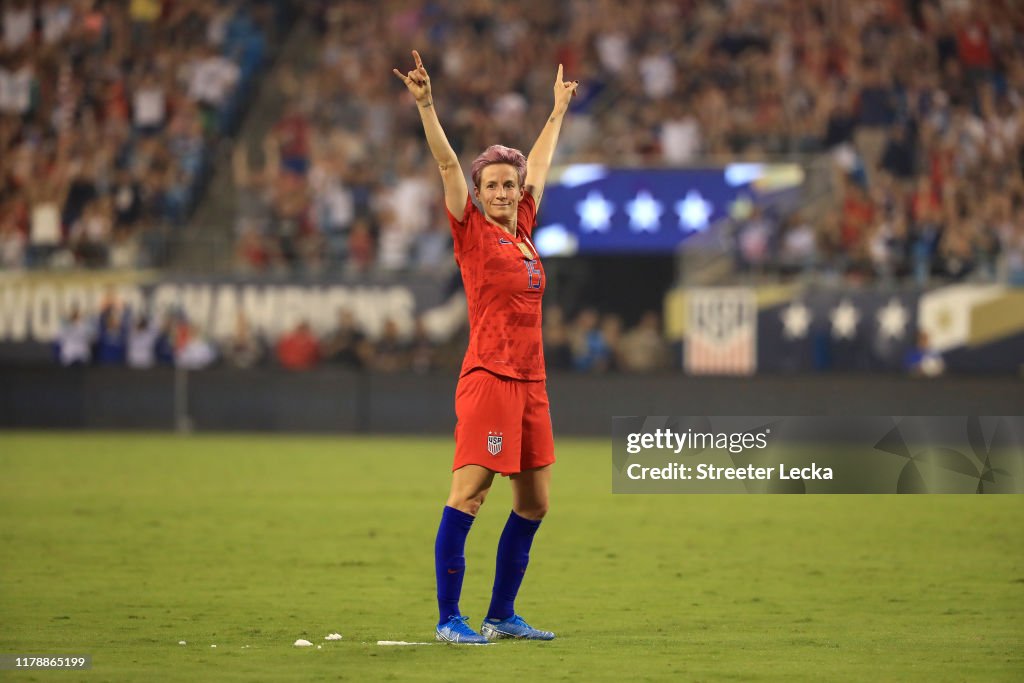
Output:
[94,303,130,366]
[320,308,372,370]
[132,70,168,136]
[55,305,94,366]
[904,330,945,378]
[234,221,282,274]
[175,321,218,371]
[998,202,1024,285]
[853,60,900,183]
[187,43,241,127]
[344,218,376,275]
[0,211,26,268]
[619,311,669,373]
[27,176,64,266]
[270,165,314,271]
[276,320,319,371]
[371,318,409,374]
[571,308,615,373]
[778,212,819,275]
[2,1,34,52]
[308,154,355,267]
[69,197,114,268]
[127,314,160,369]
[409,317,438,375]
[271,101,312,176]
[880,123,919,182]
[599,313,624,373]
[154,313,178,367]
[736,206,776,273]
[542,305,573,372]
[232,139,278,237]
[222,312,266,370]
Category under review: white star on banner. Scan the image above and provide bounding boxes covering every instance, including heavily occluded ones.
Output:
[625,190,663,232]
[675,189,713,231]
[830,299,860,340]
[876,298,908,340]
[781,301,811,340]
[575,191,615,233]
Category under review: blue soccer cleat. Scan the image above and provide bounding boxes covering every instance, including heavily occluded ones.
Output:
[435,615,490,644]
[480,614,556,641]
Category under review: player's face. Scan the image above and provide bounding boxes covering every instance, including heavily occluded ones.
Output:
[476,164,522,226]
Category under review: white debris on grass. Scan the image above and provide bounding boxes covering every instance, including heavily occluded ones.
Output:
[324,633,343,641]
[178,641,186,645]
[294,639,313,647]
[210,645,217,648]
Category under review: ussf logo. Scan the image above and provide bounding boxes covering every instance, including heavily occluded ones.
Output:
[487,431,503,456]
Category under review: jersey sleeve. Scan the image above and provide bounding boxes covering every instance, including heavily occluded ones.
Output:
[517,190,538,239]
[446,194,479,259]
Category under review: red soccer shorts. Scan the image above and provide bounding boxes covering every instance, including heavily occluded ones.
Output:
[453,369,556,475]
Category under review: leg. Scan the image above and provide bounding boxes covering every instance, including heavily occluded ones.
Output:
[480,380,557,640]
[446,464,496,515]
[510,465,551,520]
[437,371,522,642]
[484,466,551,625]
[435,465,495,627]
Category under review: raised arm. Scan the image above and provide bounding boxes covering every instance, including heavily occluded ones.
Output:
[393,50,468,221]
[525,64,578,210]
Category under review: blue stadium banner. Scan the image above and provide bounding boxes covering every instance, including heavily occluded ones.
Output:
[754,284,1024,374]
[612,416,1024,494]
[533,163,803,255]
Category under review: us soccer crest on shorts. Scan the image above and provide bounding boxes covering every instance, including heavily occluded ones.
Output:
[487,431,503,456]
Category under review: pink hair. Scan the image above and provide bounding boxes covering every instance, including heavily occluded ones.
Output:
[470,145,527,190]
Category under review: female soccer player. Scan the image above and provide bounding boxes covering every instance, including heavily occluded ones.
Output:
[393,50,577,644]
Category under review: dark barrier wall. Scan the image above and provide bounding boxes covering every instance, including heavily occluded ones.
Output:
[1,366,1021,435]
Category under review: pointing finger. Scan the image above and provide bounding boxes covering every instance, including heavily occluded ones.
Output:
[413,50,423,69]
[557,63,563,82]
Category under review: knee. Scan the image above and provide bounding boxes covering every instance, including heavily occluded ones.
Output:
[514,502,548,521]
[447,490,488,516]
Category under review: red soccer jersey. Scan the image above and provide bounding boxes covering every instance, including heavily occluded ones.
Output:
[447,191,545,380]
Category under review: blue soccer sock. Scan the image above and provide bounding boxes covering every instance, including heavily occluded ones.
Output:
[435,506,475,624]
[486,510,542,621]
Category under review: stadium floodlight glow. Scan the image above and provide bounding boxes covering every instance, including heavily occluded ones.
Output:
[533,224,579,256]
[557,163,609,187]
[724,163,766,186]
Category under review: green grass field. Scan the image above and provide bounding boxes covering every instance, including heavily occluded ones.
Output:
[1,432,1021,682]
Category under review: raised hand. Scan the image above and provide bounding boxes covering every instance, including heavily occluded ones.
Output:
[553,64,579,112]
[392,50,432,106]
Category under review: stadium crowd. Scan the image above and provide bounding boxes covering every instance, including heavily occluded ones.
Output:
[53,296,672,374]
[7,0,1024,375]
[0,0,283,270]
[228,0,1023,283]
